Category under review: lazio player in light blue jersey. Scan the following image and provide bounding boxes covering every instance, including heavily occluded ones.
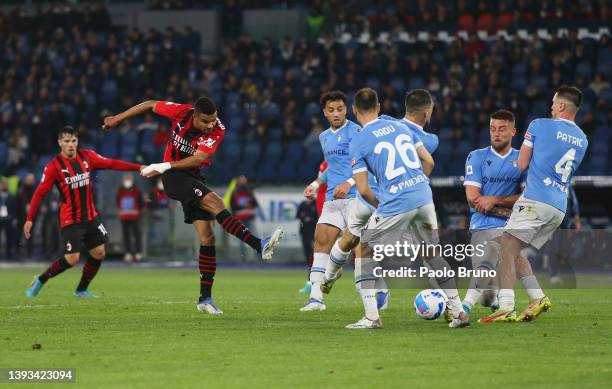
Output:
[340,88,469,329]
[379,89,440,155]
[463,109,525,314]
[482,86,589,323]
[321,91,442,328]
[301,91,361,312]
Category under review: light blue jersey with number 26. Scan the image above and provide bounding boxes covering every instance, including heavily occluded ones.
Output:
[351,118,432,217]
[522,118,588,212]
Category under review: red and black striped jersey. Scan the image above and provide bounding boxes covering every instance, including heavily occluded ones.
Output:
[27,149,141,228]
[154,101,225,169]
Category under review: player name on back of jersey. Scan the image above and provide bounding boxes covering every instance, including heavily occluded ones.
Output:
[372,125,396,137]
[556,131,585,147]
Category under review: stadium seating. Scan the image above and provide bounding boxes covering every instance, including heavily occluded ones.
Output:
[0,2,609,183]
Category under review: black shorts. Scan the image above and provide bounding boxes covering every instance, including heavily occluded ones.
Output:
[61,217,109,254]
[162,169,215,224]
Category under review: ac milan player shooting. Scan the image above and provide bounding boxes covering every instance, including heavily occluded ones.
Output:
[24,126,143,298]
[102,96,283,315]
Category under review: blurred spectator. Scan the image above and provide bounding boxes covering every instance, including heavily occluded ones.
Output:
[41,188,62,259]
[303,121,324,148]
[17,174,37,258]
[0,1,609,180]
[296,197,317,292]
[589,73,610,96]
[230,175,258,260]
[7,127,29,171]
[117,173,145,262]
[0,178,18,259]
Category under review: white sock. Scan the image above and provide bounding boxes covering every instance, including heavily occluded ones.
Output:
[498,289,515,311]
[520,275,545,301]
[354,257,379,320]
[463,288,482,310]
[359,288,379,320]
[325,241,350,280]
[309,252,327,301]
[445,292,463,316]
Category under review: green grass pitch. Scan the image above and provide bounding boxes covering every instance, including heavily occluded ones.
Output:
[1,267,611,388]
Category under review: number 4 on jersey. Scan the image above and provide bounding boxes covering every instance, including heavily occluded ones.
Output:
[555,148,576,183]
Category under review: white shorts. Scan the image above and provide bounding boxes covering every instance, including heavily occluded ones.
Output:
[362,202,439,247]
[504,197,565,250]
[317,199,353,230]
[347,198,374,237]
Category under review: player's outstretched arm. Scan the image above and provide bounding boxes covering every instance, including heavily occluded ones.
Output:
[103,100,157,131]
[354,171,378,208]
[141,150,211,178]
[87,150,143,172]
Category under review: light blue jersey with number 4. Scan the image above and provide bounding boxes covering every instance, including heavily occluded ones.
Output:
[522,118,588,212]
[351,118,432,217]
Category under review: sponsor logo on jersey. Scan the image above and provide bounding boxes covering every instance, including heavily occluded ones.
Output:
[388,174,428,194]
[199,138,216,148]
[64,172,90,189]
[482,176,521,184]
[171,131,197,155]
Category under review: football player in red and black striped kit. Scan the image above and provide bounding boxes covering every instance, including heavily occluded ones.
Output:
[103,96,283,314]
[25,126,143,298]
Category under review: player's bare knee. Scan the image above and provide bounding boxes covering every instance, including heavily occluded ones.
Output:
[340,232,360,251]
[64,253,80,266]
[199,231,215,246]
[90,245,106,260]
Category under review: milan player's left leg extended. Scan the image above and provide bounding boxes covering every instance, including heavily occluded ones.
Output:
[200,192,262,252]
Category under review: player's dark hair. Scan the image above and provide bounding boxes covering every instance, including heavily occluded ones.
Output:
[555,85,582,110]
[353,88,379,112]
[194,96,217,115]
[57,125,78,139]
[490,109,515,123]
[404,89,434,114]
[319,90,347,108]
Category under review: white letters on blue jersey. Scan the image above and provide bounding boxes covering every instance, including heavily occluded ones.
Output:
[464,147,525,230]
[351,118,433,217]
[319,120,361,201]
[522,118,588,212]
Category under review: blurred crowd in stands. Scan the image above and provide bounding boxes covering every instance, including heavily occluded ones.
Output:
[0,0,611,184]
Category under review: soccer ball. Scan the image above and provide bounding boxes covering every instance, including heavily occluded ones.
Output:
[414,289,447,320]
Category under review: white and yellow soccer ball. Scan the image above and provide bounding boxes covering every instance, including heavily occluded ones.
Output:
[414,289,447,320]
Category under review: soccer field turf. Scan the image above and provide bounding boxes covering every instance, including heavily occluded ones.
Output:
[1,267,611,388]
